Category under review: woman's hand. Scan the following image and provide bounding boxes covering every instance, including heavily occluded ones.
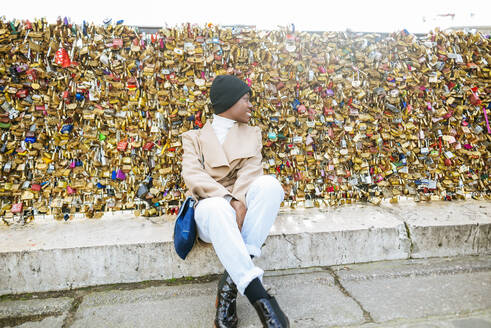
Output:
[230,199,247,231]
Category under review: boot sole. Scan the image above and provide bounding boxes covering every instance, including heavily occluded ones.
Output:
[214,295,238,328]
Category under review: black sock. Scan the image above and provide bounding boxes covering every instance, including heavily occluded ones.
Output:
[244,278,269,304]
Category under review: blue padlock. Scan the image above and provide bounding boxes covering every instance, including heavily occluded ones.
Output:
[60,124,73,134]
[292,99,300,110]
[75,92,85,101]
[25,136,36,143]
[111,170,117,180]
[96,182,106,189]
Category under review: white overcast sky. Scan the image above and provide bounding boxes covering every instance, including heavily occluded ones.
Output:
[2,0,490,33]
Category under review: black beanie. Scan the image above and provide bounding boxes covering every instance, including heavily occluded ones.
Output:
[210,75,252,115]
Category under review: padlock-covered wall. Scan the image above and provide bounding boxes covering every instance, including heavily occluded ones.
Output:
[0,18,490,223]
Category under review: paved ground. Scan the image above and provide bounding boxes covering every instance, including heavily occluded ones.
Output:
[0,255,490,328]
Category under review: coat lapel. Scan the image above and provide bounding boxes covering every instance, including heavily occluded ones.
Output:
[198,121,258,168]
[198,121,229,168]
[223,122,258,163]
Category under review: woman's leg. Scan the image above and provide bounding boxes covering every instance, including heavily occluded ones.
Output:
[240,175,285,258]
[194,197,263,295]
[239,176,290,327]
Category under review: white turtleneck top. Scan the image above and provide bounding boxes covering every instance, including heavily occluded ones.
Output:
[211,114,237,145]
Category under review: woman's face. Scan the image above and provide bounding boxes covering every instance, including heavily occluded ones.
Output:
[219,93,253,123]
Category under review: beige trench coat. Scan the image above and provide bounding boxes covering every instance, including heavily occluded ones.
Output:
[181,120,264,205]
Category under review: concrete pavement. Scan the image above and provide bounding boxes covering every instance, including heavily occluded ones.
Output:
[1,199,490,296]
[0,255,490,328]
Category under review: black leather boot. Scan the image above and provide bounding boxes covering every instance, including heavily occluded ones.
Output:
[214,270,238,328]
[253,296,290,328]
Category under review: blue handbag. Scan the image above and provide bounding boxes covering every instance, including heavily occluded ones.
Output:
[173,196,197,260]
[174,132,204,260]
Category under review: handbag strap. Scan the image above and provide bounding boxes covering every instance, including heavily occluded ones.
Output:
[196,130,205,169]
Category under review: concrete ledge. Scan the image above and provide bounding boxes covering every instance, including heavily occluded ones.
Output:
[0,200,489,296]
[380,201,491,258]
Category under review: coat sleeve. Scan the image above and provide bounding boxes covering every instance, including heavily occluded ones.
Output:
[181,131,233,201]
[231,127,264,205]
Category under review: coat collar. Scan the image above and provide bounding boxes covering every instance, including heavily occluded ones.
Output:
[199,120,258,168]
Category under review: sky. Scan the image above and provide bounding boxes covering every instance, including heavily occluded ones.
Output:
[1,0,490,33]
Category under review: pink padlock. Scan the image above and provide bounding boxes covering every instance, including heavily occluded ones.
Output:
[116,169,126,180]
[70,161,76,168]
[67,186,76,194]
[112,38,123,49]
[11,202,23,213]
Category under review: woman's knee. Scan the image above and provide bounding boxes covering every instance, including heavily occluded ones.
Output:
[196,196,228,210]
[253,175,285,198]
[196,197,235,226]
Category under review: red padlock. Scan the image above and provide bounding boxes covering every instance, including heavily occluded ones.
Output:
[143,142,154,151]
[469,92,481,106]
[117,140,128,151]
[194,119,203,128]
[31,184,42,191]
[324,107,334,115]
[11,203,23,213]
[26,68,37,81]
[55,47,71,68]
[16,89,28,98]
[24,20,33,30]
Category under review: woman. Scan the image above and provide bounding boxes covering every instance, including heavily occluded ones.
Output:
[181,75,290,328]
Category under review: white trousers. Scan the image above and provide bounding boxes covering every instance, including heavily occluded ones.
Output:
[194,175,285,295]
